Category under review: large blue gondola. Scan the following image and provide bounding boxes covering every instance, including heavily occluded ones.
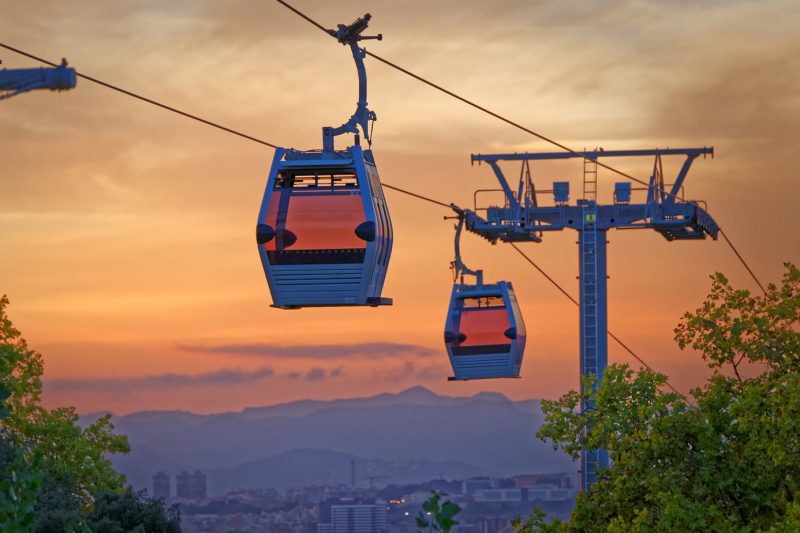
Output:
[444,216,526,380]
[256,14,392,309]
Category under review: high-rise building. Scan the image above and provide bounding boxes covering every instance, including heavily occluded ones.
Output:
[176,470,207,499]
[152,471,170,501]
[317,499,387,533]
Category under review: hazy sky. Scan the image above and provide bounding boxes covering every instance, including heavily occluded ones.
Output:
[2,0,798,414]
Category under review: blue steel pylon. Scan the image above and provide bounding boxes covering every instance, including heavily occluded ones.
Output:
[456,148,719,492]
[578,201,610,487]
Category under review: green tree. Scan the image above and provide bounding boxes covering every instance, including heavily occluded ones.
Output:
[86,489,181,532]
[30,471,85,532]
[0,433,42,531]
[517,263,799,532]
[0,295,130,528]
[416,490,461,532]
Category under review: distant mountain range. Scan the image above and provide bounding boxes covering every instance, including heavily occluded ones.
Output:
[85,387,576,496]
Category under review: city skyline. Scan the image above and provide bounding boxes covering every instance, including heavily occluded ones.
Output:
[2,0,798,414]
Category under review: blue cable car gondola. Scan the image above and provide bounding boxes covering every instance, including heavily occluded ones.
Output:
[444,216,526,380]
[256,14,392,309]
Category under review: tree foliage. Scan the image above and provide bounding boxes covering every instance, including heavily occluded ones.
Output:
[0,433,42,531]
[416,490,461,532]
[86,489,181,533]
[0,295,178,530]
[517,263,799,532]
[0,294,130,511]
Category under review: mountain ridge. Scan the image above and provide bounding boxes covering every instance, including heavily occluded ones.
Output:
[84,386,538,420]
[90,387,570,496]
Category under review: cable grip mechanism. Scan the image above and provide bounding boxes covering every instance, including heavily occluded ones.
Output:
[322,14,382,152]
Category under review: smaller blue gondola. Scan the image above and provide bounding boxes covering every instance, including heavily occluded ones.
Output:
[443,215,526,380]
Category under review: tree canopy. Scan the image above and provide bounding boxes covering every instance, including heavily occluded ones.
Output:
[517,263,799,532]
[0,295,180,531]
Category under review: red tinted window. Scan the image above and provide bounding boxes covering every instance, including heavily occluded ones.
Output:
[458,307,511,347]
[263,190,366,251]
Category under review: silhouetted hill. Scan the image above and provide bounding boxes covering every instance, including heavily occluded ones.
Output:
[96,387,575,496]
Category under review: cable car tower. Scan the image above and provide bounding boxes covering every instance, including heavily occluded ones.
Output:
[455,148,719,492]
[0,58,76,100]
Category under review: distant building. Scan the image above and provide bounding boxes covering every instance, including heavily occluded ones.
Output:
[176,470,207,499]
[152,471,170,501]
[473,488,523,503]
[511,472,577,502]
[324,486,371,501]
[404,491,433,505]
[462,478,493,495]
[524,487,575,502]
[471,516,513,533]
[513,472,572,489]
[317,499,388,533]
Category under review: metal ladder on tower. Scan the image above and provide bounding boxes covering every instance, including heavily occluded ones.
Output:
[583,154,598,201]
[580,200,601,488]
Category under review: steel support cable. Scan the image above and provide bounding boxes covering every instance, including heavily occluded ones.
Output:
[508,243,684,398]
[272,0,767,296]
[274,0,331,34]
[382,183,450,208]
[0,42,278,149]
[719,229,767,294]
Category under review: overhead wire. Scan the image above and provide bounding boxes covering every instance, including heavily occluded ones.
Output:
[509,243,683,396]
[0,42,278,149]
[719,229,767,294]
[272,0,767,295]
[382,183,451,208]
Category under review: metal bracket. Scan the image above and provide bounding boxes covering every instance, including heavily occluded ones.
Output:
[322,14,382,151]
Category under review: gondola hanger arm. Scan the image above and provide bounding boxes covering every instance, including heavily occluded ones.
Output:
[322,14,381,151]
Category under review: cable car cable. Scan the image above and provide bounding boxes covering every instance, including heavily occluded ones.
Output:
[382,184,451,209]
[272,0,767,295]
[719,229,766,294]
[508,243,684,398]
[0,42,278,149]
[274,0,331,35]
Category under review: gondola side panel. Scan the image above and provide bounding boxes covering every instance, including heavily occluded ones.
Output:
[503,282,526,377]
[351,148,380,304]
[257,149,287,306]
[362,148,393,302]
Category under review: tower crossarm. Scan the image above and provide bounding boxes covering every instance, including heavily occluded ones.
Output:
[464,201,718,242]
[471,147,713,164]
[465,147,719,243]
[0,59,76,100]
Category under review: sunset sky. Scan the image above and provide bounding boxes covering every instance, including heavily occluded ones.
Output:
[2,0,798,414]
